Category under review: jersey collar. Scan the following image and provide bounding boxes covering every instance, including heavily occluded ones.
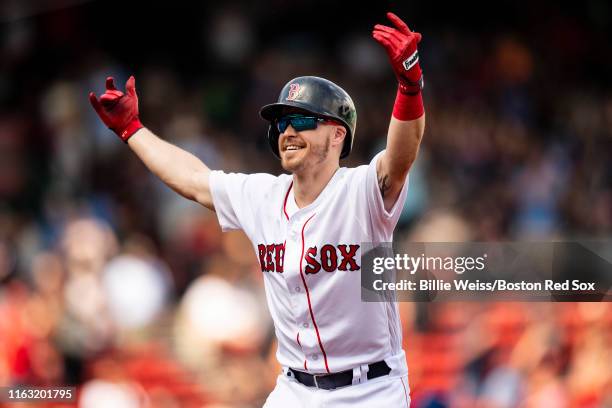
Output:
[283,168,345,220]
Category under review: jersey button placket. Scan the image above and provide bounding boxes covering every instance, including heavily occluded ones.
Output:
[284,218,311,369]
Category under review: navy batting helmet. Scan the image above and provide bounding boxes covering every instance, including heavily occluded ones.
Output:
[259,76,357,159]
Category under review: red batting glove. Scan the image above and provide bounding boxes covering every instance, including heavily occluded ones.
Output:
[373,12,423,95]
[89,76,143,142]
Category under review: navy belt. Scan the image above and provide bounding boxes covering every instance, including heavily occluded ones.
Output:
[288,360,391,390]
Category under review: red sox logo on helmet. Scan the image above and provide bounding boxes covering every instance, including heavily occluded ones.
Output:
[287,83,301,101]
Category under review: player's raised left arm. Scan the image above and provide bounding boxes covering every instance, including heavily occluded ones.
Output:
[373,12,426,211]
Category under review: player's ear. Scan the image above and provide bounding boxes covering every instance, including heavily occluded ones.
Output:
[331,125,346,148]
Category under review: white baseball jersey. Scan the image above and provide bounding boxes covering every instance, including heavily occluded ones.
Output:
[209,151,409,376]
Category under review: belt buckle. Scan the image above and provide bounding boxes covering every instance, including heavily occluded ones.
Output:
[313,373,323,389]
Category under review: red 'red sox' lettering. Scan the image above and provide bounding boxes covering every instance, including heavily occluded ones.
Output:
[258,243,360,274]
[305,244,360,274]
[258,243,285,272]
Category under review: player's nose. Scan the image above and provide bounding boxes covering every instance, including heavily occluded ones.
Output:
[280,124,298,136]
[279,126,299,146]
[279,127,301,149]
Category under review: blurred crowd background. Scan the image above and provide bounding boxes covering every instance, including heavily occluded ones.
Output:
[1,0,611,407]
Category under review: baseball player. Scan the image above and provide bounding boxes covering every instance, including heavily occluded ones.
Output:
[89,12,425,407]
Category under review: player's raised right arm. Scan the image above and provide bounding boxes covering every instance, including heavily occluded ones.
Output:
[127,128,213,210]
[89,76,214,211]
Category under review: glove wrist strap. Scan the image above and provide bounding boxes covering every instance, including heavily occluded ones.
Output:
[398,75,424,95]
[117,118,144,143]
[392,83,424,121]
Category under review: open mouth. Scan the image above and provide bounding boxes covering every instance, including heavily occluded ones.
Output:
[283,144,305,152]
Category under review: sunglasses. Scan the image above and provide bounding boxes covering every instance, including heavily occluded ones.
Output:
[275,115,333,133]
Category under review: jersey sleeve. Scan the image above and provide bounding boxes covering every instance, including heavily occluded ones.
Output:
[208,170,274,232]
[363,150,410,239]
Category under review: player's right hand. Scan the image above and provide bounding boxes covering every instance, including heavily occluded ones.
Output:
[89,76,143,142]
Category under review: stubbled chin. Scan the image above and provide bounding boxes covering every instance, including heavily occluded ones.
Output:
[280,151,305,172]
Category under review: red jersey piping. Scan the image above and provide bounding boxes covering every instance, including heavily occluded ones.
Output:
[299,213,330,373]
[282,181,293,220]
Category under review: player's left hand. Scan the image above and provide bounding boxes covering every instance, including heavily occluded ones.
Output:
[89,76,143,142]
[373,12,423,94]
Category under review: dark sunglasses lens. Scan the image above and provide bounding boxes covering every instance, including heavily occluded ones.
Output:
[276,116,318,133]
[276,118,289,133]
[291,117,316,131]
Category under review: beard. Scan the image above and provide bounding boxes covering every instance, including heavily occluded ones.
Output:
[281,135,330,173]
